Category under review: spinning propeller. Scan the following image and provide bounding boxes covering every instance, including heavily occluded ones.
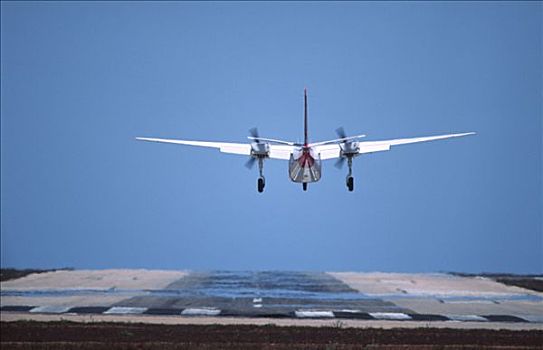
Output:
[245,128,260,169]
[334,127,361,169]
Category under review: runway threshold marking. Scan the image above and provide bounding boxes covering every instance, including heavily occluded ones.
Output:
[29,306,71,314]
[181,308,221,316]
[104,307,147,315]
[1,305,536,323]
[447,314,488,322]
[369,312,412,320]
[295,310,335,318]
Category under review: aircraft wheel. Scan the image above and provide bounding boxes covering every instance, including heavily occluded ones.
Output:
[347,176,354,192]
[258,177,265,193]
[302,183,307,191]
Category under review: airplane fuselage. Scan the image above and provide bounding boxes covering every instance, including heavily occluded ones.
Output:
[288,146,322,183]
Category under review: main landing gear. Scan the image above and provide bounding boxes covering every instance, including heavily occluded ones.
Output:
[346,175,354,192]
[257,158,265,193]
[258,176,265,193]
[346,156,354,192]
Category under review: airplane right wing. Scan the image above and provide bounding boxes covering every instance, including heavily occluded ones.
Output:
[315,132,475,160]
[358,132,476,154]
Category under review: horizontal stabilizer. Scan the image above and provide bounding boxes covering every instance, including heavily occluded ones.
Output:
[309,134,366,147]
[247,136,296,145]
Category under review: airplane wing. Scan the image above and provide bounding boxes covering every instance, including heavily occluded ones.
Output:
[136,137,295,160]
[314,132,476,160]
[268,145,296,160]
[136,137,252,155]
[308,134,366,147]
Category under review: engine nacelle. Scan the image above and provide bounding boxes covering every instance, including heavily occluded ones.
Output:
[250,142,270,157]
[340,141,359,156]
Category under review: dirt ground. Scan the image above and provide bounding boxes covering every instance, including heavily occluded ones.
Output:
[1,269,187,290]
[329,272,542,296]
[0,268,71,282]
[1,320,542,350]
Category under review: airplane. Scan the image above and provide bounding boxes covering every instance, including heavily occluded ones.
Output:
[136,89,475,193]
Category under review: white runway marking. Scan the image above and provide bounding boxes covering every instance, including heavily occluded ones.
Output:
[253,297,263,308]
[447,314,488,322]
[29,306,71,314]
[443,299,497,304]
[335,309,362,313]
[295,310,335,318]
[104,307,147,315]
[181,308,221,316]
[369,312,412,320]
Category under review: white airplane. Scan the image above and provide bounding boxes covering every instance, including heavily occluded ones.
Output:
[137,89,475,192]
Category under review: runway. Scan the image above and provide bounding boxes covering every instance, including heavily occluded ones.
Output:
[1,270,542,328]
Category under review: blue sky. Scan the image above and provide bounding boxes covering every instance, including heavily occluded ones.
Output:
[1,2,541,273]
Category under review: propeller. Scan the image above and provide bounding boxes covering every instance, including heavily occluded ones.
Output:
[334,126,357,169]
[335,126,348,169]
[246,127,290,168]
[335,157,346,169]
[246,127,260,169]
[249,127,260,143]
[336,127,347,140]
[245,157,256,169]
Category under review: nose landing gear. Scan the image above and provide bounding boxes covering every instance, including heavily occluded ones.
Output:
[302,183,308,191]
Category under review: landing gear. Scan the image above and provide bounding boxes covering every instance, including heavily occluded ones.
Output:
[302,182,308,191]
[257,157,265,193]
[346,156,354,192]
[346,176,354,192]
[258,176,265,193]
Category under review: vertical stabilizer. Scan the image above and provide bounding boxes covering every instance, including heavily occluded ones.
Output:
[304,88,308,146]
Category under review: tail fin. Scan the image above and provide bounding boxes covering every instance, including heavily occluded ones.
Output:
[304,88,308,146]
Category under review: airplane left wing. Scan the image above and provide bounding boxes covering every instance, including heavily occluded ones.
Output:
[136,137,252,156]
[136,137,296,159]
[314,132,475,160]
[268,145,296,160]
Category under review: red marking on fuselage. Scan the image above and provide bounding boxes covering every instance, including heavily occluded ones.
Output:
[298,148,314,168]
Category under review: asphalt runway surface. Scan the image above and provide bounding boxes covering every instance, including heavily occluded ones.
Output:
[117,271,411,317]
[1,270,542,329]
